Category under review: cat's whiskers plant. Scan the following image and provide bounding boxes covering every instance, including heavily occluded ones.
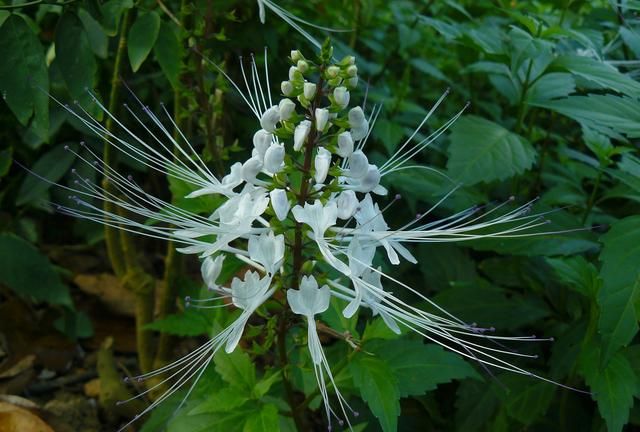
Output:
[49,41,584,430]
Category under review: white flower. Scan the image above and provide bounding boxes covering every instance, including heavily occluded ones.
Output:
[337,131,354,158]
[333,86,350,109]
[248,231,285,275]
[292,200,350,276]
[201,254,225,292]
[314,147,331,184]
[269,188,290,221]
[348,106,368,140]
[253,129,272,161]
[287,275,331,320]
[288,275,353,429]
[346,64,358,77]
[290,50,302,62]
[346,76,359,88]
[353,194,416,265]
[303,82,317,100]
[346,150,369,178]
[315,108,329,132]
[336,190,358,219]
[263,143,285,174]
[296,59,309,73]
[294,119,311,151]
[227,271,274,352]
[241,156,263,184]
[281,80,294,96]
[260,106,280,132]
[278,98,295,121]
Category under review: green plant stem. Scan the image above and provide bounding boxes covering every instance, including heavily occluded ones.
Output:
[101,9,155,375]
[277,313,308,431]
[514,59,535,135]
[153,0,189,370]
[102,9,131,278]
[582,170,603,225]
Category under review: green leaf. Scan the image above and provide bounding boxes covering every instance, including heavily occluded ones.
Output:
[128,11,161,72]
[447,115,536,185]
[0,14,49,139]
[144,309,211,336]
[242,404,280,432]
[555,55,640,98]
[55,13,99,115]
[190,386,249,415]
[532,95,640,139]
[433,279,549,331]
[78,8,108,59]
[498,375,555,426]
[546,256,600,298]
[253,371,281,398]
[154,21,182,88]
[100,0,133,36]
[417,243,477,291]
[0,147,12,178]
[369,340,480,397]
[598,216,640,361]
[350,354,400,432]
[582,350,638,432]
[17,143,77,206]
[362,318,400,341]
[526,72,575,104]
[215,349,257,393]
[0,234,72,306]
[455,379,499,432]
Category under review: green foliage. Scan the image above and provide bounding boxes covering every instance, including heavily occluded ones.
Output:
[0,233,72,306]
[350,353,400,432]
[1,1,639,431]
[0,14,49,139]
[128,11,161,73]
[598,216,640,361]
[447,116,536,185]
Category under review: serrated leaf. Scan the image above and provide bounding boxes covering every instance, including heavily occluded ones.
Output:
[498,375,555,426]
[128,11,161,72]
[447,115,536,185]
[527,72,575,103]
[582,350,638,432]
[455,379,499,432]
[154,21,182,88]
[546,256,600,298]
[17,143,77,206]
[253,370,281,398]
[242,404,279,432]
[555,55,640,97]
[215,349,256,393]
[144,309,211,336]
[0,234,72,306]
[350,354,400,432]
[369,340,480,397]
[0,14,49,139]
[598,216,640,361]
[532,95,640,139]
[190,386,249,415]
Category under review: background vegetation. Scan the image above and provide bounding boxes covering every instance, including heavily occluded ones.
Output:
[0,0,639,431]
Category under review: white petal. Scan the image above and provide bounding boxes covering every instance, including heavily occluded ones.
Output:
[260,106,280,132]
[269,188,290,221]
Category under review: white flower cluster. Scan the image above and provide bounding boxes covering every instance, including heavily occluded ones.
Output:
[55,47,557,429]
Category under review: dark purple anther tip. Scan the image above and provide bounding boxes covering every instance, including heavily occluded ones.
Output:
[394,193,401,200]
